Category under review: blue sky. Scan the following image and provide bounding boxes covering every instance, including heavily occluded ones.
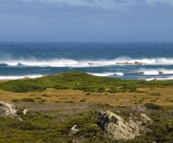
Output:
[0,0,173,42]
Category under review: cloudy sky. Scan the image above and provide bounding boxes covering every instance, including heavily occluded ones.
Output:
[0,0,173,42]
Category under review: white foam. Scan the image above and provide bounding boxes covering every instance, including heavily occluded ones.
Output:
[145,76,173,81]
[145,78,155,81]
[114,72,124,76]
[159,70,173,74]
[88,72,114,77]
[1,56,173,68]
[0,75,43,80]
[143,71,159,75]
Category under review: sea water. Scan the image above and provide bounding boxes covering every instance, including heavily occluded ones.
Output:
[0,42,173,81]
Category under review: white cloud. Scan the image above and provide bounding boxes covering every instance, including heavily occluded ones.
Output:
[22,0,173,4]
[145,0,173,5]
[21,0,173,9]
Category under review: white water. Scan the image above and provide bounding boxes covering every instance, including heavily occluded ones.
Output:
[145,76,173,81]
[1,57,173,67]
[88,72,114,77]
[143,71,160,75]
[114,72,124,76]
[0,75,43,80]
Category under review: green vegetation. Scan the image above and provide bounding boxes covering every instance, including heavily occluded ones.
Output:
[1,104,173,143]
[41,94,51,97]
[125,107,173,143]
[0,106,110,143]
[12,98,34,103]
[1,72,173,142]
[80,99,86,102]
[149,92,161,96]
[1,71,173,93]
[144,103,163,110]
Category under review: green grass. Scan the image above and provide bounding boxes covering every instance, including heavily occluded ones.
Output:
[1,71,173,142]
[1,104,173,143]
[1,71,173,93]
[12,98,34,103]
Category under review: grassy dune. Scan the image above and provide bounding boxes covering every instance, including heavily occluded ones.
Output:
[0,72,173,106]
[0,72,173,142]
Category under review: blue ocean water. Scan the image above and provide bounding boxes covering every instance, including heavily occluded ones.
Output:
[0,42,173,80]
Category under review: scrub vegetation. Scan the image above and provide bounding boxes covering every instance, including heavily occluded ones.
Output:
[0,72,173,142]
[1,71,173,93]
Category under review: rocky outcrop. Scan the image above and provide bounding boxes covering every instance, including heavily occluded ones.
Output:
[98,111,153,140]
[117,62,133,65]
[0,101,22,121]
[134,61,144,65]
[116,61,144,65]
[88,63,94,66]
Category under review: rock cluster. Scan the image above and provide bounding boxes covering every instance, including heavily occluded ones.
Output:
[98,111,153,140]
[116,61,144,65]
[0,101,22,121]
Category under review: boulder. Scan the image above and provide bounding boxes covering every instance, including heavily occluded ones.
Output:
[98,111,153,140]
[23,109,28,115]
[135,61,143,65]
[117,62,133,65]
[88,63,94,66]
[69,125,79,135]
[140,113,153,124]
[116,61,144,65]
[0,101,22,121]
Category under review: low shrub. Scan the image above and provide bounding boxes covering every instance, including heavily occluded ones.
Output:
[65,101,74,103]
[86,92,91,96]
[144,103,163,110]
[21,98,34,102]
[150,93,161,96]
[41,94,50,97]
[80,99,86,102]
[12,99,20,102]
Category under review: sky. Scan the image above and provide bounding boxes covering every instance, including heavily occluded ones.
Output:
[0,0,173,42]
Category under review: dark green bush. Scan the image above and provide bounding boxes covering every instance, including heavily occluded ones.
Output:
[144,103,163,110]
[80,99,86,102]
[86,92,91,96]
[65,101,74,103]
[41,94,50,97]
[150,93,161,96]
[21,98,34,102]
[12,99,20,102]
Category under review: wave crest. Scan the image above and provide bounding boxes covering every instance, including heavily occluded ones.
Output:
[0,57,173,68]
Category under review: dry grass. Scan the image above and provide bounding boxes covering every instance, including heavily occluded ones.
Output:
[1,86,173,108]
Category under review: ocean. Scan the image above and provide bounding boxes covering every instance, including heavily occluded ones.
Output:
[0,42,173,81]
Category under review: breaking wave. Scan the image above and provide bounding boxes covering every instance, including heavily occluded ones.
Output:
[88,72,114,77]
[1,57,173,68]
[0,75,43,80]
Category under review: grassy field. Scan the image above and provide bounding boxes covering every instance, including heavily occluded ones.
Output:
[1,87,173,107]
[0,72,173,143]
[0,71,173,106]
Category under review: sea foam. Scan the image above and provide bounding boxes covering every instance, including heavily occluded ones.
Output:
[1,57,173,68]
[88,72,114,77]
[143,71,160,75]
[0,75,43,80]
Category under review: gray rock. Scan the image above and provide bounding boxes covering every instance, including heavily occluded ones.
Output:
[23,109,28,115]
[98,111,153,140]
[0,101,22,121]
[69,125,78,135]
[140,113,153,124]
[132,106,146,111]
